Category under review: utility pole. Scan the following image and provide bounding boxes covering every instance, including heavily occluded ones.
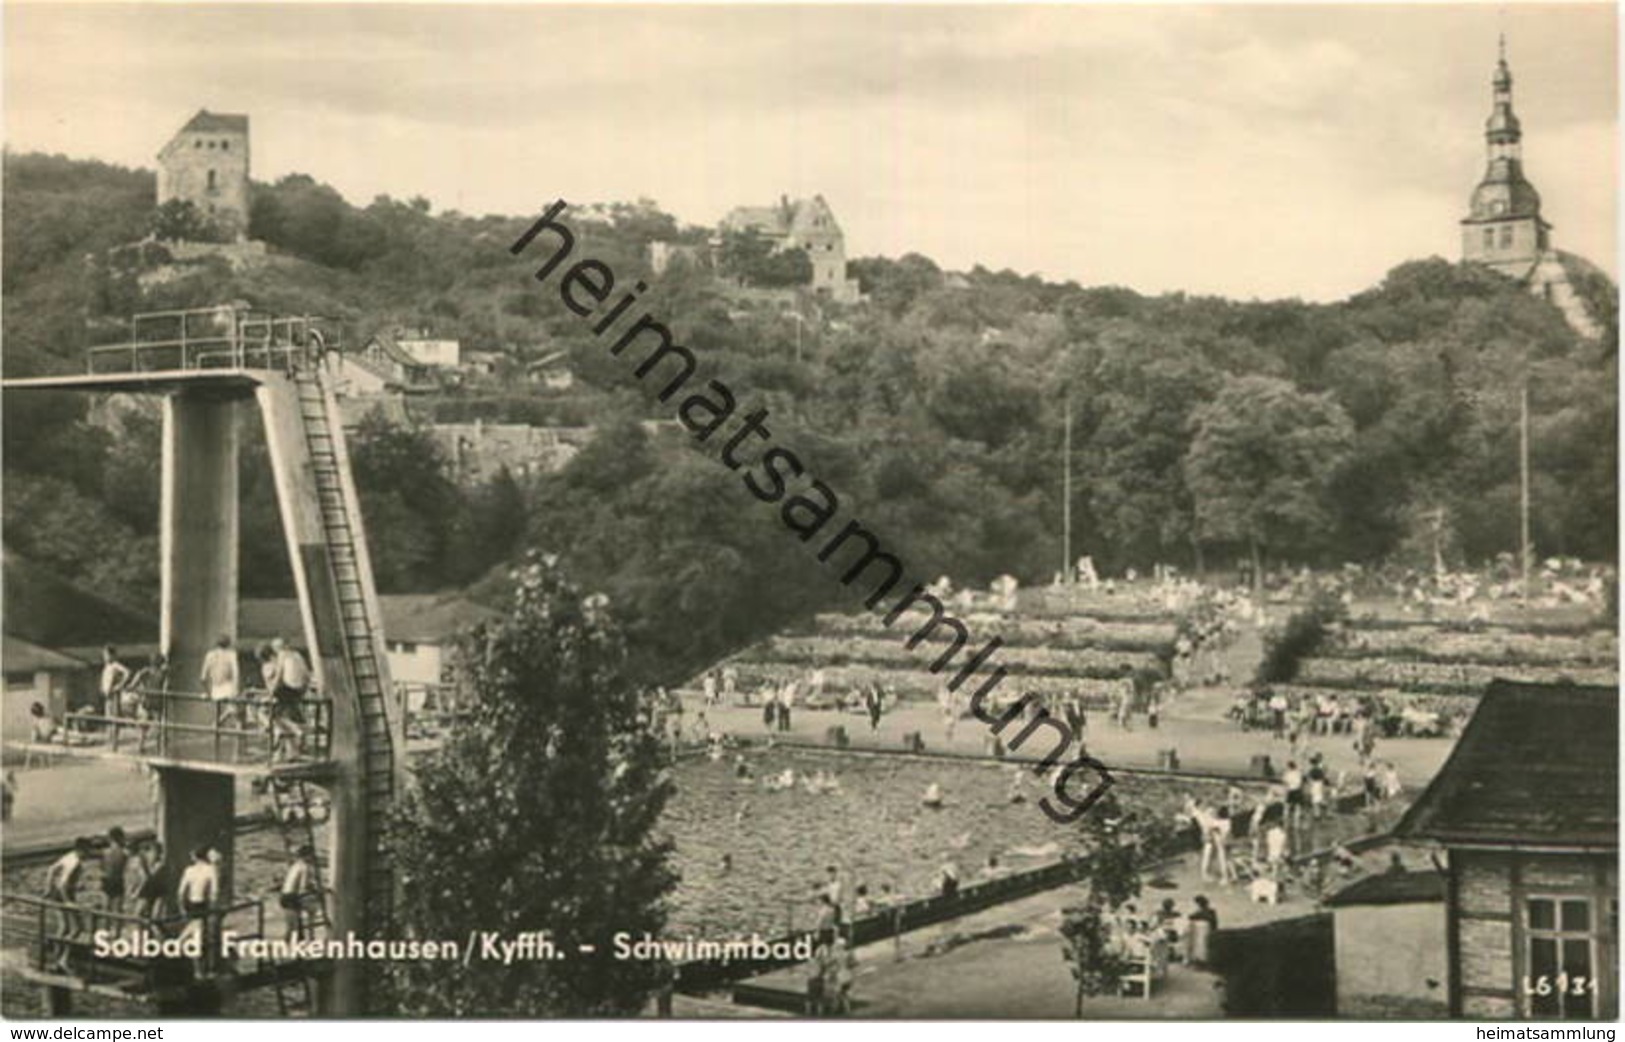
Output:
[1062,385,1072,585]
[1458,381,1535,598]
[1520,382,1531,600]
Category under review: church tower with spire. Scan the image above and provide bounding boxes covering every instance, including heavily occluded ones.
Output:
[1461,37,1551,275]
[1459,37,1603,339]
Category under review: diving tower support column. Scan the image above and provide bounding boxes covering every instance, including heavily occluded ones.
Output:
[157,390,242,903]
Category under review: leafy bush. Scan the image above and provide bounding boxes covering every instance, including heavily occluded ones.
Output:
[149,199,231,243]
[1256,586,1347,684]
[716,227,812,288]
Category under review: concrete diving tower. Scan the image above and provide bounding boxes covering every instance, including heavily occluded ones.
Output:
[2,307,403,1015]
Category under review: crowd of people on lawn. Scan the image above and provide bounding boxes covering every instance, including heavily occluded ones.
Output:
[1233,685,1459,744]
[1271,556,1614,616]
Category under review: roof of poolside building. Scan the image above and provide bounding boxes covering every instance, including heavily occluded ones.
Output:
[3,634,91,673]
[1395,680,1617,850]
[241,594,499,646]
[1322,869,1445,908]
[2,548,156,652]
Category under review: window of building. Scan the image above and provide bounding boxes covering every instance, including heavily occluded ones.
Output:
[207,169,217,192]
[1500,226,1514,248]
[1524,896,1598,1018]
[1484,228,1496,249]
[221,141,230,151]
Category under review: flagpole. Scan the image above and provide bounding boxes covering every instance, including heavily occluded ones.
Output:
[1520,382,1531,600]
[1063,385,1072,585]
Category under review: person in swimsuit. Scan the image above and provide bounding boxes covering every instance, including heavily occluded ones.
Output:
[863,684,884,732]
[1281,760,1305,830]
[177,847,218,978]
[101,827,130,915]
[200,635,240,728]
[25,703,57,768]
[1306,755,1330,820]
[133,840,169,923]
[271,639,311,757]
[43,837,93,958]
[280,845,317,941]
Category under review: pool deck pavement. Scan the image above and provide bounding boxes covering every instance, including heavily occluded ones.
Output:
[676,685,1452,791]
[3,686,1450,857]
[715,836,1383,1018]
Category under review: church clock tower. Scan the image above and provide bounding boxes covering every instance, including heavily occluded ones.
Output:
[1461,38,1552,277]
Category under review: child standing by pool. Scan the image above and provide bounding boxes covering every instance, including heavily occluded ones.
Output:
[829,934,856,1015]
[1282,760,1305,830]
[805,933,829,1016]
[937,684,958,745]
[1307,754,1329,819]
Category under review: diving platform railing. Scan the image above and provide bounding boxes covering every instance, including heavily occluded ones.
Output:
[397,680,474,739]
[15,679,476,773]
[86,306,333,376]
[2,892,325,1000]
[17,689,333,774]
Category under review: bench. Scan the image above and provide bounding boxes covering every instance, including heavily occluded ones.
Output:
[1120,936,1171,999]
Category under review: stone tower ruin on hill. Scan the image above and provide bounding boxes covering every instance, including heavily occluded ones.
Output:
[157,109,251,241]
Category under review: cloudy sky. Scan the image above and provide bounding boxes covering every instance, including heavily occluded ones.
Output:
[4,2,1617,300]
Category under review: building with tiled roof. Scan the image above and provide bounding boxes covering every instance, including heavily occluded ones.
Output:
[430,420,587,483]
[719,195,861,302]
[1395,680,1617,1019]
[2,550,158,732]
[240,594,500,691]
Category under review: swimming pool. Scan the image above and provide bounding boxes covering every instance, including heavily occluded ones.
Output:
[661,747,1235,936]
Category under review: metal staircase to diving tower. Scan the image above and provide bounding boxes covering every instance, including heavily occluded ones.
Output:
[0,305,403,1016]
[293,369,398,938]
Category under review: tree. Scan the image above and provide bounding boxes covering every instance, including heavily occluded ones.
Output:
[149,199,228,244]
[1075,329,1222,570]
[1057,790,1171,1015]
[348,414,463,590]
[716,228,813,289]
[385,553,676,1015]
[1185,375,1354,582]
[249,174,384,270]
[716,227,775,283]
[848,253,944,316]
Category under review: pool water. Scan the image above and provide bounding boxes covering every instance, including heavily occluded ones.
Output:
[661,748,1232,936]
